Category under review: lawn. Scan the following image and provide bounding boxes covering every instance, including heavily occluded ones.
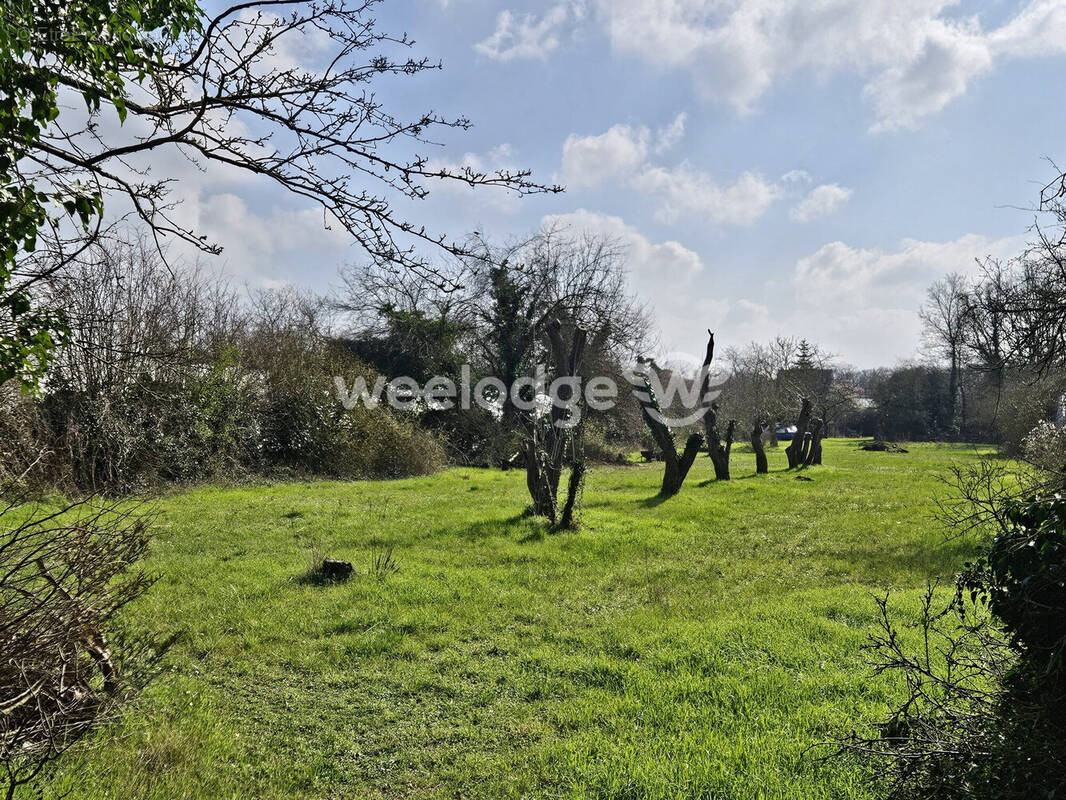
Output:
[35,440,993,800]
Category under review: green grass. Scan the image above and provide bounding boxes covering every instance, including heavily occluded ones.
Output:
[35,440,994,799]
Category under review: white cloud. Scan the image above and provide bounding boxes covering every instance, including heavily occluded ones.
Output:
[592,0,1066,130]
[681,233,1026,366]
[865,24,993,132]
[780,169,812,185]
[654,112,688,154]
[632,165,781,226]
[171,191,351,283]
[792,234,1011,307]
[558,118,782,226]
[542,208,703,282]
[475,3,572,61]
[557,124,650,189]
[789,183,853,222]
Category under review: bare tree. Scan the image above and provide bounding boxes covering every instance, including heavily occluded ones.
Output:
[631,361,703,496]
[522,319,589,527]
[337,227,652,472]
[631,330,718,496]
[921,273,970,430]
[7,0,559,389]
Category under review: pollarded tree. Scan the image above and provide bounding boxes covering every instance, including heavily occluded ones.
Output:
[1,0,557,391]
[631,359,703,497]
[631,330,721,496]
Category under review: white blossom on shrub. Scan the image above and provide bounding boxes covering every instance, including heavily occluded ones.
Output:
[1022,421,1066,474]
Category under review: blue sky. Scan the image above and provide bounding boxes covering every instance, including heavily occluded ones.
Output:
[179,0,1066,366]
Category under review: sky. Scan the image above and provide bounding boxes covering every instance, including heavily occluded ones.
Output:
[174,0,1066,367]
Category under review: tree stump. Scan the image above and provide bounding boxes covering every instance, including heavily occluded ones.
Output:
[320,559,353,582]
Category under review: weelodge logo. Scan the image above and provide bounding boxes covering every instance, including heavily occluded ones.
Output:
[623,351,729,428]
[333,354,728,428]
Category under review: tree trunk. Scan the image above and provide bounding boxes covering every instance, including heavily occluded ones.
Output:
[706,405,735,481]
[948,351,959,431]
[523,320,587,524]
[557,459,586,530]
[523,440,555,519]
[751,423,768,474]
[785,398,812,468]
[700,332,734,481]
[803,418,823,467]
[661,433,703,496]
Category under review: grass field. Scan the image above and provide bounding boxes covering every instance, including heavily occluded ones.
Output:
[34,440,994,800]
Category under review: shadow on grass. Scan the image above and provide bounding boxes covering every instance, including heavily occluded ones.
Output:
[636,493,672,509]
[826,532,984,585]
[452,512,551,544]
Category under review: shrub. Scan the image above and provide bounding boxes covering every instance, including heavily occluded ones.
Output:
[3,236,445,494]
[843,490,1066,799]
[960,496,1066,671]
[994,373,1065,455]
[1021,420,1066,477]
[0,498,165,798]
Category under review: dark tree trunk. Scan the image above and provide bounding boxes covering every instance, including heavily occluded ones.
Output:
[803,418,823,467]
[706,404,735,481]
[947,351,959,431]
[700,332,735,481]
[524,441,555,518]
[785,398,812,468]
[661,433,704,496]
[751,423,768,474]
[557,459,586,530]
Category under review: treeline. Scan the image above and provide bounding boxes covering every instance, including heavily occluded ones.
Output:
[908,197,1066,452]
[1,233,443,493]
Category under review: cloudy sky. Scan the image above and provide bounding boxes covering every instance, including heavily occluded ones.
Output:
[182,0,1066,366]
